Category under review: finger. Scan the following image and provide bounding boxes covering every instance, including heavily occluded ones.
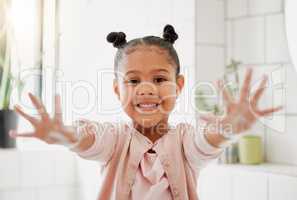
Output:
[251,75,268,106]
[217,80,234,105]
[54,94,63,124]
[14,105,38,125]
[9,130,35,138]
[257,105,283,116]
[240,68,253,102]
[28,92,50,122]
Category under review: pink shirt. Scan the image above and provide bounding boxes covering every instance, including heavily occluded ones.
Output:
[132,138,172,199]
[71,120,224,200]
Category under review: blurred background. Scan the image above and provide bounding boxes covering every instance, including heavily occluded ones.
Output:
[0,0,296,199]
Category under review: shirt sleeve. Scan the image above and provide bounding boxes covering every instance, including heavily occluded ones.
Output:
[181,122,224,172]
[70,119,119,166]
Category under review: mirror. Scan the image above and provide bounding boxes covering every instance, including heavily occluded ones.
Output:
[285,0,297,72]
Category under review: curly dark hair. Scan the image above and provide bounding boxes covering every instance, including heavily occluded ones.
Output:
[106,24,180,78]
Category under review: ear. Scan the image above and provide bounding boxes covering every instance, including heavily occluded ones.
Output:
[176,74,184,97]
[113,79,120,100]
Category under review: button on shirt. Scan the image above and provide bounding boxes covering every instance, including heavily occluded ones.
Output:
[71,121,224,200]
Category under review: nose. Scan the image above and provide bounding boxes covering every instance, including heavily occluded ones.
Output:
[136,82,156,96]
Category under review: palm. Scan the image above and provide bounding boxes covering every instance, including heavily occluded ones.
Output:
[201,68,283,134]
[10,93,77,145]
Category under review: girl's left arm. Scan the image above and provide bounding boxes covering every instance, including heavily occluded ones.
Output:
[182,68,282,172]
[201,68,283,148]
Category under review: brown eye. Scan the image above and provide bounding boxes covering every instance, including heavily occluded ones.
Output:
[127,79,140,85]
[154,77,167,83]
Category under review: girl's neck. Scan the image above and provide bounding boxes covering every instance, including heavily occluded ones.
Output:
[133,120,170,143]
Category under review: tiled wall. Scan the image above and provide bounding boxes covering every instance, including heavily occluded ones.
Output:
[196,0,225,82]
[195,0,226,132]
[0,148,108,200]
[0,149,79,200]
[196,0,297,165]
[225,0,297,165]
[199,164,297,200]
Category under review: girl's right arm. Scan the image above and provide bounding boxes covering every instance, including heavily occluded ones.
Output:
[69,119,118,164]
[10,93,117,164]
[10,93,80,146]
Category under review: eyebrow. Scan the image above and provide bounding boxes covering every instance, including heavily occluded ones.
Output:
[125,69,170,76]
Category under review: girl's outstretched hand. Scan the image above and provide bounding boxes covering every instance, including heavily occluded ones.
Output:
[200,68,283,137]
[9,93,79,146]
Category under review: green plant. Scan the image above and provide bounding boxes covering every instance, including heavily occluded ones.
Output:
[195,59,241,115]
[224,59,241,97]
[0,0,24,110]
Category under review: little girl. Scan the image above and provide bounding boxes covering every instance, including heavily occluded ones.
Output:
[10,24,282,200]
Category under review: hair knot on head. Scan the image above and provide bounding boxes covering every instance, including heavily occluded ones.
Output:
[106,32,127,48]
[162,24,178,44]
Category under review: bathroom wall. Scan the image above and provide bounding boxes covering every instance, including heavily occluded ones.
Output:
[196,0,225,82]
[196,0,297,166]
[194,0,297,199]
[57,0,196,125]
[225,0,297,165]
[195,0,226,129]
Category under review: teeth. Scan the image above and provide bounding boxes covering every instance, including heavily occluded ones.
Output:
[137,103,158,108]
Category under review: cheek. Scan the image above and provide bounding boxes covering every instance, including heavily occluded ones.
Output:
[161,81,177,97]
[159,83,177,110]
[119,85,135,109]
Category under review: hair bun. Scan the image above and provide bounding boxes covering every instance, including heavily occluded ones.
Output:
[106,32,127,48]
[162,24,178,44]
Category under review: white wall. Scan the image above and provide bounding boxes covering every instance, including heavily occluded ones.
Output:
[57,0,196,125]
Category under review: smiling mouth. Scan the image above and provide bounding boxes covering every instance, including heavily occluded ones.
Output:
[136,103,160,111]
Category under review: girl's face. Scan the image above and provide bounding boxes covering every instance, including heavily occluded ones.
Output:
[113,45,184,128]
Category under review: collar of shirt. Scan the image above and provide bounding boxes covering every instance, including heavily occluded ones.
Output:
[126,121,174,154]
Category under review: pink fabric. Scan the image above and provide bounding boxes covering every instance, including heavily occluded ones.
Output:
[71,121,224,200]
[131,145,173,200]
